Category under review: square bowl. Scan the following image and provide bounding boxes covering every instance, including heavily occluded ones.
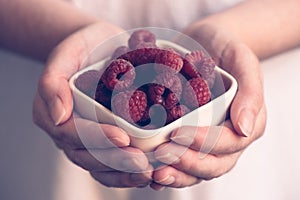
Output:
[69,40,238,152]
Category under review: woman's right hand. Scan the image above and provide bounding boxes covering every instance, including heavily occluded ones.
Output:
[33,22,153,188]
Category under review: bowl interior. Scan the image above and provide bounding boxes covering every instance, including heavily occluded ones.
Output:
[69,40,237,139]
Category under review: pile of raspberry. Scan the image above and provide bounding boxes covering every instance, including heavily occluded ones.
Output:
[76,29,216,129]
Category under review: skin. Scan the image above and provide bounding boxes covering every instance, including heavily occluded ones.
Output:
[1,0,299,190]
[151,26,267,189]
[150,0,300,189]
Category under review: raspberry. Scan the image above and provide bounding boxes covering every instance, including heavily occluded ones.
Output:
[111,90,147,123]
[181,59,201,79]
[165,92,180,110]
[75,70,101,97]
[153,72,182,109]
[185,50,206,66]
[148,87,179,110]
[183,77,211,109]
[111,46,130,59]
[148,83,165,105]
[135,42,157,49]
[137,106,151,127]
[184,51,216,88]
[95,81,112,109]
[147,73,183,109]
[101,59,135,91]
[204,71,216,89]
[128,30,156,50]
[166,105,190,124]
[155,49,184,73]
[153,72,182,96]
[119,48,161,66]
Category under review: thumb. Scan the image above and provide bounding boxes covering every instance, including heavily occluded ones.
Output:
[37,22,125,126]
[38,73,73,126]
[221,42,264,137]
[37,39,85,126]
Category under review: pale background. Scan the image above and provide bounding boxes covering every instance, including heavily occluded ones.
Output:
[1,46,300,199]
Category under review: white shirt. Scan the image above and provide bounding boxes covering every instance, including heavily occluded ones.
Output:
[69,0,243,30]
[56,0,254,200]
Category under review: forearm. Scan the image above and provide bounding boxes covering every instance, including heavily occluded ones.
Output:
[190,0,300,59]
[0,0,98,61]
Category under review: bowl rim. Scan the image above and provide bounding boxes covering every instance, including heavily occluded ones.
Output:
[69,40,238,138]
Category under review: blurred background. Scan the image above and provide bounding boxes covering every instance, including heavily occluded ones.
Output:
[1,46,300,200]
[0,50,58,200]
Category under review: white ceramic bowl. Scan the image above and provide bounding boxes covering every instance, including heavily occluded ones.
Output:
[69,40,238,152]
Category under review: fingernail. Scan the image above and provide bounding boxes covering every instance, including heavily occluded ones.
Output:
[155,153,180,165]
[198,151,208,159]
[170,135,194,146]
[155,186,165,191]
[49,97,66,126]
[156,175,175,185]
[108,137,130,147]
[157,186,166,191]
[238,109,255,137]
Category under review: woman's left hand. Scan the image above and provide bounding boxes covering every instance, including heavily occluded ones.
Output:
[150,23,267,190]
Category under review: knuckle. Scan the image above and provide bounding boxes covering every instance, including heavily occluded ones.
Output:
[50,127,62,140]
[67,150,83,168]
[202,166,222,180]
[38,74,51,93]
[53,140,64,150]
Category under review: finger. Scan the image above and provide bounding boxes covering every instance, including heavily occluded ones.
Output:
[152,165,202,188]
[38,22,125,126]
[184,25,265,137]
[65,147,150,173]
[90,169,153,188]
[170,106,266,155]
[154,143,242,180]
[69,116,130,149]
[37,35,88,126]
[33,93,130,149]
[149,183,165,191]
[221,42,264,137]
[170,122,245,155]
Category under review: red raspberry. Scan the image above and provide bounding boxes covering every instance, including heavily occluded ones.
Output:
[166,105,190,124]
[119,48,161,66]
[111,90,148,123]
[155,49,184,73]
[135,42,157,49]
[111,46,130,59]
[153,72,182,97]
[181,59,200,79]
[137,106,151,127]
[185,50,206,67]
[148,83,165,105]
[128,30,156,50]
[75,70,101,97]
[183,77,211,109]
[204,71,216,89]
[165,92,180,110]
[184,51,216,88]
[147,73,183,109]
[95,81,112,109]
[148,85,179,110]
[101,59,136,91]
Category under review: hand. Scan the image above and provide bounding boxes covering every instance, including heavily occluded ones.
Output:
[150,23,266,190]
[33,22,153,188]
